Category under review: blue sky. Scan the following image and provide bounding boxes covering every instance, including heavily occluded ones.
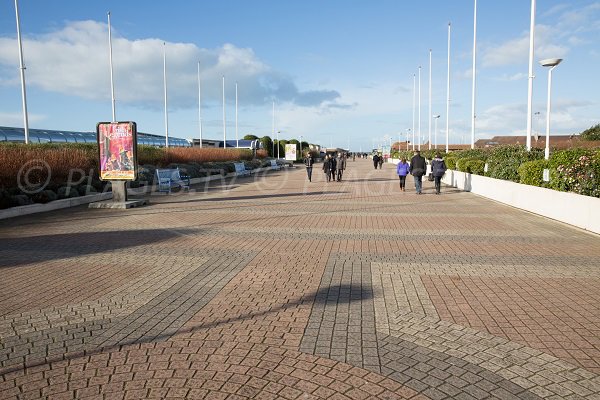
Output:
[1,1,599,151]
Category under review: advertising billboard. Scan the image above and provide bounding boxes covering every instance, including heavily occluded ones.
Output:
[97,122,138,181]
[285,143,297,161]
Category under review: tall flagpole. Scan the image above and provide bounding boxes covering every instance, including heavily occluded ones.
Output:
[471,0,478,149]
[197,61,203,148]
[446,22,451,153]
[428,49,432,150]
[412,74,416,150]
[163,42,169,148]
[272,101,275,156]
[235,82,239,148]
[526,0,536,151]
[14,0,29,144]
[108,12,116,122]
[222,76,226,147]
[418,66,422,151]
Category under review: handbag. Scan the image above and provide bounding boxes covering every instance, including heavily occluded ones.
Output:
[428,173,434,181]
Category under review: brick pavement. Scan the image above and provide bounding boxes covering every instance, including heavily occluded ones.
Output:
[1,159,599,399]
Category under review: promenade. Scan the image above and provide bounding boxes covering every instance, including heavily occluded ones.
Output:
[1,159,599,400]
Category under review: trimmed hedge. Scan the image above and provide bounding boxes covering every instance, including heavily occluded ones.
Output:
[518,159,550,187]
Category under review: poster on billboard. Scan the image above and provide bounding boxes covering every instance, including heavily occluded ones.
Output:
[97,122,138,181]
[285,143,297,161]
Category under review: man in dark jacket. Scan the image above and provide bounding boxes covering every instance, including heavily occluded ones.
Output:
[330,155,337,181]
[372,154,380,169]
[431,153,447,194]
[322,154,332,182]
[409,150,426,194]
[304,152,314,182]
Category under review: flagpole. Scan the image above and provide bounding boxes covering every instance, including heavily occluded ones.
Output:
[197,61,203,148]
[235,82,239,148]
[412,74,416,150]
[163,42,169,148]
[428,49,432,150]
[222,76,226,147]
[526,0,536,151]
[14,0,29,144]
[471,0,478,149]
[108,12,116,122]
[446,22,451,153]
[418,65,422,151]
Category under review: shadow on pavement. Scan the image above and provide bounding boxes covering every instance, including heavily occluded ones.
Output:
[162,191,349,204]
[0,228,202,268]
[0,283,372,375]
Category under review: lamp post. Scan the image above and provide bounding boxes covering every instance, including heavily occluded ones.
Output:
[526,0,537,151]
[540,58,562,160]
[222,75,226,148]
[412,74,416,150]
[108,12,116,122]
[433,115,440,150]
[428,49,432,150]
[446,22,451,153]
[14,0,29,144]
[277,130,280,159]
[406,129,411,151]
[163,42,169,148]
[418,66,422,151]
[300,135,303,157]
[471,0,478,149]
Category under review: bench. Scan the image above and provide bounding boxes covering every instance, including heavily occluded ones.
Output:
[155,168,190,194]
[234,162,251,176]
[270,159,281,170]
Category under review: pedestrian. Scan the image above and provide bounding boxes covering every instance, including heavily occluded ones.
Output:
[378,154,384,169]
[322,154,332,182]
[409,150,426,194]
[431,153,447,194]
[396,157,410,192]
[304,152,314,182]
[352,153,356,162]
[336,153,346,181]
[372,154,380,169]
[330,155,337,181]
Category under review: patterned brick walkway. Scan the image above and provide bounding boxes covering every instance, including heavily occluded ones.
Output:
[1,159,599,399]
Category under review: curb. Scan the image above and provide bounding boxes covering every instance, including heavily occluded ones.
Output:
[0,192,113,220]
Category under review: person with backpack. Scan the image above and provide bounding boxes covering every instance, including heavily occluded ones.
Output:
[304,152,314,182]
[431,153,447,194]
[409,150,426,194]
[396,157,410,192]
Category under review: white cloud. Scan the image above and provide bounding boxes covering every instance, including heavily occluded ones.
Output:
[0,20,342,111]
[481,4,600,68]
[495,72,528,81]
[0,112,45,126]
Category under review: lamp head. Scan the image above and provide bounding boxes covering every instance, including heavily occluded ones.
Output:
[433,115,441,118]
[539,58,563,67]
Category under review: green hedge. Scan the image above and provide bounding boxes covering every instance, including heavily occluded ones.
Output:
[518,159,550,187]
[485,145,544,182]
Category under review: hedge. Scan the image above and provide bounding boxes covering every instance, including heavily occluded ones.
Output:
[518,159,550,187]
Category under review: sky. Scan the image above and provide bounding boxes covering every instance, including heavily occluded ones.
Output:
[0,0,599,151]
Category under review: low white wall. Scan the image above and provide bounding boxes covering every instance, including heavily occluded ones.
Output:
[443,170,600,235]
[0,192,113,220]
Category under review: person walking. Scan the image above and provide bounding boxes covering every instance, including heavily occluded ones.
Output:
[378,154,384,169]
[372,154,380,169]
[336,153,346,181]
[330,155,337,181]
[322,154,332,182]
[431,153,447,194]
[409,150,426,194]
[304,152,314,182]
[396,157,410,192]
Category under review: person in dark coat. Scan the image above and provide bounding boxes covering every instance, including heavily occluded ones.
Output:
[336,153,346,181]
[409,150,426,194]
[378,154,384,169]
[372,154,380,169]
[330,155,337,181]
[431,153,447,194]
[304,152,314,182]
[323,155,332,182]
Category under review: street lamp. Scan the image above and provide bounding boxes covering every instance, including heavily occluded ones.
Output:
[406,129,411,151]
[299,135,303,157]
[539,58,562,160]
[433,115,440,149]
[277,130,281,159]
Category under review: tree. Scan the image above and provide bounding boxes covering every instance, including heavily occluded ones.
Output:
[243,134,258,140]
[580,124,600,141]
[260,136,273,157]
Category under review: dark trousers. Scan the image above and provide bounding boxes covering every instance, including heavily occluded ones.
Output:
[434,176,442,193]
[398,175,406,189]
[306,167,313,181]
[337,169,343,181]
[373,162,378,169]
[332,170,337,180]
[325,171,331,182]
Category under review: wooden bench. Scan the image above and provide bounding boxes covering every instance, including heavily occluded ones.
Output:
[270,159,281,170]
[155,168,190,194]
[234,162,251,176]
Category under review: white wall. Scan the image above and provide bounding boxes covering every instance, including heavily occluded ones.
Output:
[443,170,600,235]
